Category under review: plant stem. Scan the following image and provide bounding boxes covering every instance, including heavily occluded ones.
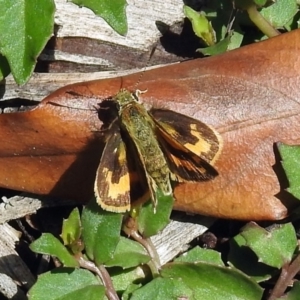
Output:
[247,4,280,37]
[78,257,119,300]
[123,223,161,275]
[268,253,300,300]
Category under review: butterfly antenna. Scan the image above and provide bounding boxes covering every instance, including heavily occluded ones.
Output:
[133,44,157,90]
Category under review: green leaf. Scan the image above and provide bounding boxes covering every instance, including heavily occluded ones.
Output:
[132,262,262,299]
[184,2,244,55]
[278,143,300,199]
[105,237,151,268]
[254,0,269,6]
[28,268,105,300]
[122,283,143,300]
[81,198,123,264]
[30,233,79,267]
[183,5,216,46]
[61,208,82,245]
[228,234,278,282]
[260,0,298,28]
[137,191,173,237]
[0,0,55,84]
[175,246,224,266]
[61,208,83,255]
[225,24,244,51]
[131,277,193,300]
[240,222,297,269]
[197,34,231,56]
[161,262,263,300]
[111,267,145,294]
[284,281,300,300]
[71,0,128,36]
[228,228,277,282]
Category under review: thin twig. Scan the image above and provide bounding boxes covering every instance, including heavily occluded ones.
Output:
[78,257,119,300]
[123,223,161,275]
[268,254,300,300]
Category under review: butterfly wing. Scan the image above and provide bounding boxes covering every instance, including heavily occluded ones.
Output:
[94,131,131,212]
[150,109,222,182]
[94,129,149,212]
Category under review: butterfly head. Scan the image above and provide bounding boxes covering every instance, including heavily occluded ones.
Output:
[113,88,138,110]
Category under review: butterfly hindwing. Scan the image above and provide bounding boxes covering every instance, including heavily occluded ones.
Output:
[150,109,222,162]
[150,109,222,181]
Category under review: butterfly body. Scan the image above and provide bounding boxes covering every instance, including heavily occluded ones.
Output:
[114,89,172,207]
[94,88,222,212]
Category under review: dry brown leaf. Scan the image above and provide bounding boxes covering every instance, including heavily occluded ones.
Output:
[1,30,300,220]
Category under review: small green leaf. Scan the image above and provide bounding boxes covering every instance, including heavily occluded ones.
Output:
[254,0,269,6]
[131,277,193,300]
[30,233,79,267]
[175,246,224,266]
[81,198,123,264]
[28,268,104,300]
[61,208,82,245]
[161,262,263,300]
[227,27,244,50]
[228,228,276,282]
[111,268,145,294]
[133,262,263,299]
[284,281,300,300]
[61,208,83,254]
[278,143,300,199]
[240,222,297,269]
[71,0,128,36]
[122,283,143,300]
[105,237,151,268]
[0,0,55,84]
[137,191,173,237]
[197,34,231,56]
[184,5,216,46]
[260,0,298,28]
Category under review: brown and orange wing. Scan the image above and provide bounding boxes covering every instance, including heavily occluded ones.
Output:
[150,109,222,182]
[94,130,149,212]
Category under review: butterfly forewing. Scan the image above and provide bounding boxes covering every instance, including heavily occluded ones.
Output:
[150,109,222,181]
[94,131,131,212]
[150,109,222,164]
[95,128,150,212]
